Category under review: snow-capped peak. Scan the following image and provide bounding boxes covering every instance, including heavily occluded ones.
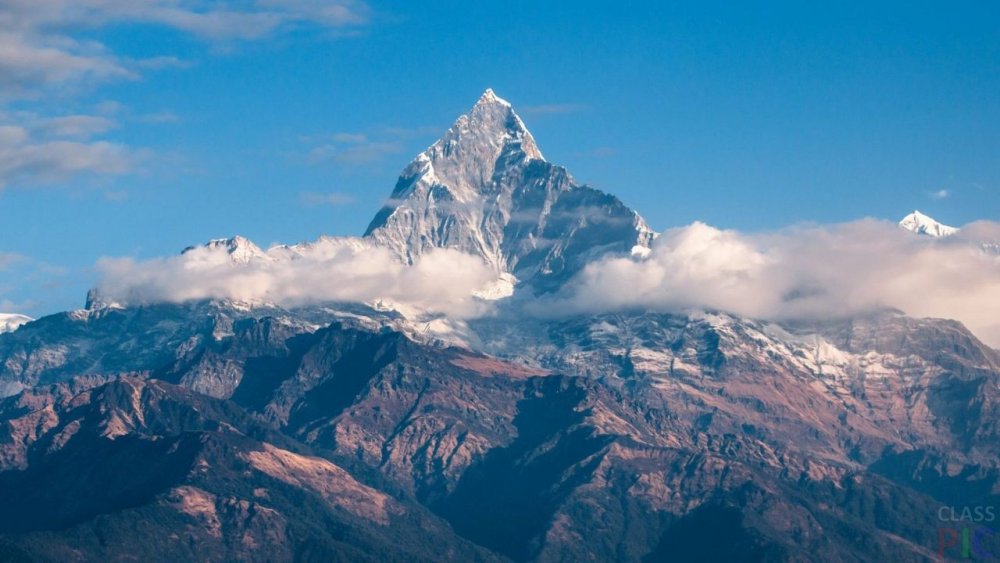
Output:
[476,88,511,108]
[899,210,958,237]
[364,89,552,266]
[364,89,655,290]
[184,236,269,264]
[449,87,545,170]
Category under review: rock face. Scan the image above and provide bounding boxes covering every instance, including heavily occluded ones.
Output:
[0,91,998,561]
[365,89,654,292]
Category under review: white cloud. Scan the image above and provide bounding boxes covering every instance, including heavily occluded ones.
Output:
[0,124,134,187]
[0,31,132,97]
[133,56,190,70]
[0,251,67,314]
[308,140,403,166]
[135,111,179,124]
[330,132,369,144]
[93,240,496,318]
[0,0,369,97]
[581,147,616,158]
[520,103,588,115]
[540,220,1000,347]
[299,191,356,206]
[0,252,24,271]
[35,114,117,138]
[304,127,444,167]
[87,216,1000,347]
[0,0,370,187]
[930,189,950,200]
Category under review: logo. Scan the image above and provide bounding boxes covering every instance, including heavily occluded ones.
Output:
[940,506,998,524]
[937,506,999,560]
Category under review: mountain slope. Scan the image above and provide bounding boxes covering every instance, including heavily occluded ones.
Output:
[0,377,501,562]
[2,303,997,560]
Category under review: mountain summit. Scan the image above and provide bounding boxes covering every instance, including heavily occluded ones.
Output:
[365,89,654,292]
[898,210,958,237]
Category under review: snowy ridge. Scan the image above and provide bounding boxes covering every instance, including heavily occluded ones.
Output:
[182,236,271,264]
[899,210,958,237]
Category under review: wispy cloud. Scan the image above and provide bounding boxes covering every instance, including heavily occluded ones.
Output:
[0,252,25,271]
[135,111,180,124]
[0,109,143,187]
[306,130,408,166]
[299,191,356,206]
[579,147,616,158]
[303,125,443,168]
[0,0,371,97]
[133,56,192,70]
[930,189,950,200]
[0,123,135,188]
[378,125,442,139]
[0,31,133,97]
[0,0,370,189]
[308,141,403,165]
[34,115,117,138]
[0,251,68,314]
[520,103,589,116]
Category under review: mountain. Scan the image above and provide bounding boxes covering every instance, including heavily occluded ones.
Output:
[0,376,499,562]
[82,90,654,313]
[0,91,997,561]
[0,314,31,334]
[899,210,958,237]
[365,89,654,292]
[1,301,995,561]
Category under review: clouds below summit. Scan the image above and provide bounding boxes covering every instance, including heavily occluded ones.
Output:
[94,241,495,318]
[544,220,1000,347]
[90,218,1000,346]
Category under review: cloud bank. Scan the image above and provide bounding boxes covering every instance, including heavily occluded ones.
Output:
[93,239,495,318]
[542,220,1000,347]
[90,219,1000,347]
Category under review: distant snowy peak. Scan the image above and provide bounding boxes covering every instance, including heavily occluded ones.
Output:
[180,235,376,264]
[0,314,32,334]
[365,88,655,290]
[267,235,373,260]
[899,210,958,237]
[183,236,270,264]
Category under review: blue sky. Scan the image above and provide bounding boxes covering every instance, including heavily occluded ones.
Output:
[0,1,998,316]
